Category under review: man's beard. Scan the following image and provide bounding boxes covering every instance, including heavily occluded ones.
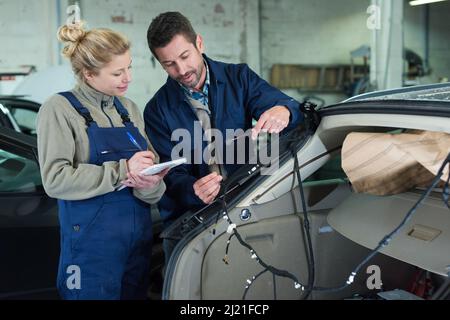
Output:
[178,64,203,89]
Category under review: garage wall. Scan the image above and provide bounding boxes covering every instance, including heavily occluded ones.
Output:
[260,0,372,106]
[0,0,59,69]
[0,0,259,108]
[80,0,260,108]
[261,0,450,106]
[1,0,450,108]
[4,0,371,107]
[404,1,450,84]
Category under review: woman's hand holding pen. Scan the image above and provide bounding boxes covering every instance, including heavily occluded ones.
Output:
[127,151,155,173]
[121,151,169,189]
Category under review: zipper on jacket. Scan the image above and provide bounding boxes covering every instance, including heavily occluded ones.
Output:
[101,101,115,127]
[209,80,227,178]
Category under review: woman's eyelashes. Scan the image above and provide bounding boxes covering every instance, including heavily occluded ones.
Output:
[113,65,132,77]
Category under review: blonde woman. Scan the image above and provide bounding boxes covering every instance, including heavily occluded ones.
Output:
[37,22,167,300]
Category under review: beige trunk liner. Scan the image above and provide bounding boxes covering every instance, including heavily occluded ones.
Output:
[327,191,450,276]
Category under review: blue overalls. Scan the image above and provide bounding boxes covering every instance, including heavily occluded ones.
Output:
[56,92,152,300]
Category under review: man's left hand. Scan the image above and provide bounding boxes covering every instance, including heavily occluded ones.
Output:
[252,106,290,139]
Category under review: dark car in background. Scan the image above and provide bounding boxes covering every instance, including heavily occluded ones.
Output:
[0,96,60,298]
[0,126,59,299]
[0,96,40,136]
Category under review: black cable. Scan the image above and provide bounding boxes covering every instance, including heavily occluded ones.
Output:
[218,127,335,299]
[212,164,263,235]
[221,132,315,299]
[219,191,306,299]
[273,273,277,300]
[242,268,269,300]
[222,233,235,265]
[292,147,315,300]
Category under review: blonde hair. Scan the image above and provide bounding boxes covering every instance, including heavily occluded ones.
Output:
[57,22,130,81]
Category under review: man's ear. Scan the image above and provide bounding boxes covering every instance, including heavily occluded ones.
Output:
[196,34,204,54]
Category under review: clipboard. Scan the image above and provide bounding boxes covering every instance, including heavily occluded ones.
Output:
[140,157,187,176]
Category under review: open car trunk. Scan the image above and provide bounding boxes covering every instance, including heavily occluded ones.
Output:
[162,101,450,300]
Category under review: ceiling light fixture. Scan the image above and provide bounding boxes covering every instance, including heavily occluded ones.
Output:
[409,0,447,6]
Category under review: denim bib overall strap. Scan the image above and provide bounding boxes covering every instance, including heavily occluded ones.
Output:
[56,91,153,300]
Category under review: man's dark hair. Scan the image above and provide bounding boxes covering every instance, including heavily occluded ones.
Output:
[147,12,197,59]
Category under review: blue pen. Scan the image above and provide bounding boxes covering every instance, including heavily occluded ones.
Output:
[127,131,144,151]
[117,132,144,191]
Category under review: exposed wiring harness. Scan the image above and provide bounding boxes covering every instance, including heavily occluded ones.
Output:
[291,147,315,300]
[216,131,450,298]
[213,128,313,300]
[218,191,307,300]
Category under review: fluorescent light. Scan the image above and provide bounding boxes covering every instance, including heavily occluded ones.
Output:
[410,0,447,6]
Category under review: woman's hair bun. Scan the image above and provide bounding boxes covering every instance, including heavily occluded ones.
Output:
[57,21,87,58]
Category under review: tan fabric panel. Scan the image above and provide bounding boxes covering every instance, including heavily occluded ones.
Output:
[342,131,450,195]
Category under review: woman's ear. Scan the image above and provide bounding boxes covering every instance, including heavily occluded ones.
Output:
[83,69,94,82]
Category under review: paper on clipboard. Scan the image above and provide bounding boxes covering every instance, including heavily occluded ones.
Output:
[140,157,187,176]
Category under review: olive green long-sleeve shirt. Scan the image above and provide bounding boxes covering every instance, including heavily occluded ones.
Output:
[36,81,165,204]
